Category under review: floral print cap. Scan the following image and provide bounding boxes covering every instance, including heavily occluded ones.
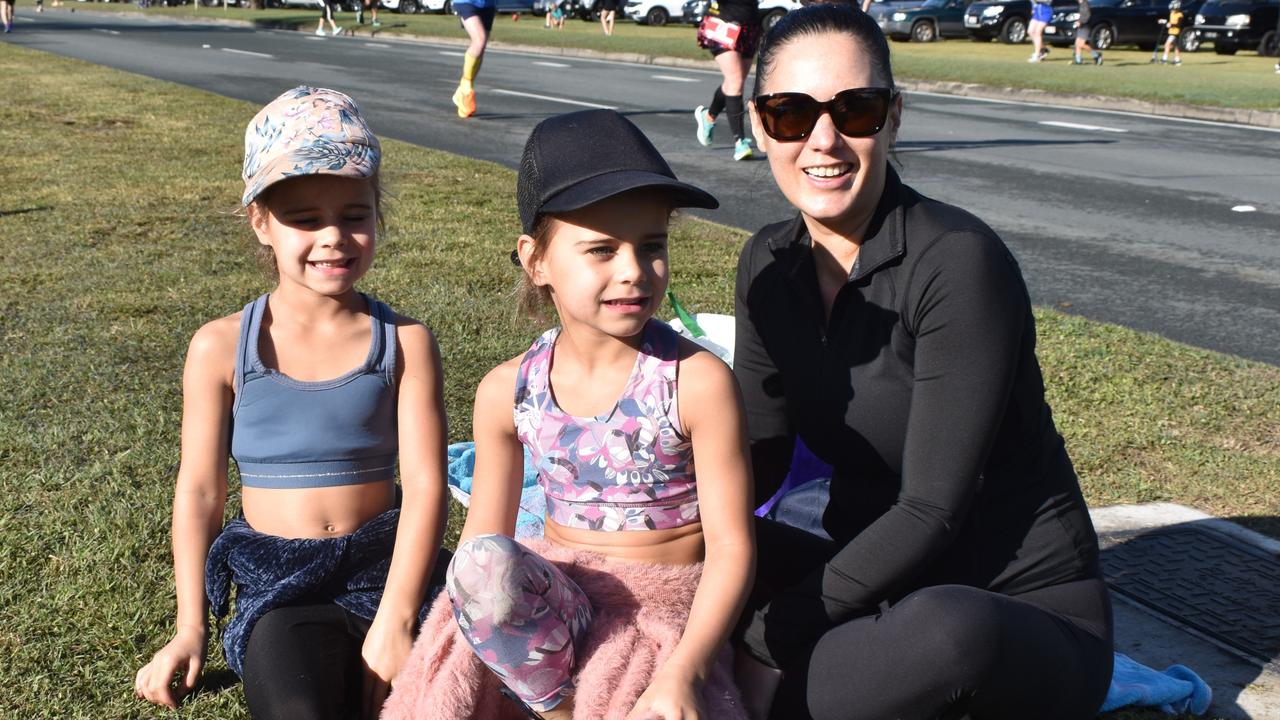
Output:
[241,86,381,206]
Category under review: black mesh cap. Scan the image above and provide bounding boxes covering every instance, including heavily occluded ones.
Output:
[516,109,719,234]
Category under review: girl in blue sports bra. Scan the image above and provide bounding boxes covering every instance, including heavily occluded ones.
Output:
[133,86,451,720]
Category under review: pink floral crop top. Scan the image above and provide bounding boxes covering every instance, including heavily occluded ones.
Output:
[514,319,699,532]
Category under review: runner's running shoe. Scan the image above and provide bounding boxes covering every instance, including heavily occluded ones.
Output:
[733,137,754,161]
[454,86,476,119]
[694,106,715,146]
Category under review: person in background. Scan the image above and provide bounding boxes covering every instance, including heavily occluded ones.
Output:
[1073,0,1104,65]
[1156,0,1184,64]
[358,0,382,28]
[693,0,763,161]
[317,0,343,36]
[452,0,496,118]
[733,4,1114,718]
[1028,0,1052,62]
[2,0,14,33]
[600,0,618,34]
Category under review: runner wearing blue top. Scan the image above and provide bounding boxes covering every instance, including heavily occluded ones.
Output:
[452,0,497,118]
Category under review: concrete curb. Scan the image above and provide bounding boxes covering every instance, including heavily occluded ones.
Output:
[60,7,1280,129]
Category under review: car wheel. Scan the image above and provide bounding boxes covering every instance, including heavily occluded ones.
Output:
[911,19,937,42]
[1213,41,1237,54]
[1180,29,1200,52]
[1089,23,1114,50]
[999,16,1027,43]
[645,5,668,24]
[1258,30,1277,57]
[761,7,785,30]
[441,0,450,12]
[400,0,417,11]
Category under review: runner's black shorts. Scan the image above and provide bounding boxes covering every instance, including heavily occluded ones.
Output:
[456,1,497,31]
[600,0,620,12]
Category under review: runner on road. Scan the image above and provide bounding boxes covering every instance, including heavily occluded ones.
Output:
[452,0,496,118]
[692,0,762,161]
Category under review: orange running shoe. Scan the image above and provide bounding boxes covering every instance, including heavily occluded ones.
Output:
[453,86,476,119]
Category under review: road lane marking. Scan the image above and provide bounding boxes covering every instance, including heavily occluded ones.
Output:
[1232,205,1257,212]
[222,48,275,59]
[1038,120,1128,133]
[533,61,571,68]
[439,50,465,57]
[652,74,699,83]
[492,88,615,109]
[365,42,392,48]
[93,28,122,35]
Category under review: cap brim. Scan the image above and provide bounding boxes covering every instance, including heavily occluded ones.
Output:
[242,142,380,206]
[539,169,720,219]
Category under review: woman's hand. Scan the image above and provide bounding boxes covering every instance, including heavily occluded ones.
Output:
[360,614,415,720]
[134,625,206,709]
[626,665,706,720]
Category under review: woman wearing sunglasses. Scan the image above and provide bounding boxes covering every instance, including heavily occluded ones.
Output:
[731,4,1114,719]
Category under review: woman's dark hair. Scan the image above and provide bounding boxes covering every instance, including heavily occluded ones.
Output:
[753,1,896,98]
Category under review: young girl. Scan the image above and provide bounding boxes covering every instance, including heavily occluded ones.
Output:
[133,86,450,720]
[382,109,755,720]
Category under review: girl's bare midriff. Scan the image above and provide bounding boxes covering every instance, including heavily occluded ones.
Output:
[545,519,706,565]
[242,480,396,539]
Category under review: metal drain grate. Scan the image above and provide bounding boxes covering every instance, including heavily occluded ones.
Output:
[1100,525,1280,665]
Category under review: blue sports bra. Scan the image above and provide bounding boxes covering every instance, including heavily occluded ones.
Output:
[230,293,399,489]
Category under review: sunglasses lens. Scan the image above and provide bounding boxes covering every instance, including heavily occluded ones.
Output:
[761,95,819,141]
[831,90,889,137]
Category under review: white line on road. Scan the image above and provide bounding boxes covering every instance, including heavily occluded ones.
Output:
[93,28,122,35]
[222,48,275,59]
[492,88,616,109]
[1038,120,1128,133]
[15,16,36,22]
[306,35,324,40]
[439,50,465,57]
[1232,205,1258,212]
[365,42,392,48]
[533,61,572,68]
[652,74,699,83]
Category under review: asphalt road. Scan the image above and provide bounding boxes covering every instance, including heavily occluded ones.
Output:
[6,10,1280,364]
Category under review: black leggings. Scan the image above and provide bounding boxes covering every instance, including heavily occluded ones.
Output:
[751,519,1114,720]
[241,604,373,720]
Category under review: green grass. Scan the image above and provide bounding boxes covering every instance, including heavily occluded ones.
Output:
[1,42,1276,718]
[62,1,1280,111]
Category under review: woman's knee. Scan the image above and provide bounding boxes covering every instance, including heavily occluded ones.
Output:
[447,534,543,623]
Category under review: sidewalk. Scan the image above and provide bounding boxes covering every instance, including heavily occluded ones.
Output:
[1093,503,1280,719]
[61,6,1280,130]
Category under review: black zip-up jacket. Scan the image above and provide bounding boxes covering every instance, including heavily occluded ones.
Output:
[735,166,1101,667]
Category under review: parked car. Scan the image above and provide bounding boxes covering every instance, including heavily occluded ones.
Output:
[679,0,797,27]
[758,0,801,29]
[875,0,977,40]
[1047,0,1206,49]
[965,0,1073,41]
[625,0,683,24]
[1193,0,1278,54]
[681,0,707,22]
[405,0,532,12]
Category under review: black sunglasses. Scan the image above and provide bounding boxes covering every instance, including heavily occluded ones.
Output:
[754,87,898,142]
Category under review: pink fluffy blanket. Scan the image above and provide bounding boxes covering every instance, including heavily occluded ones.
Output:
[381,539,747,720]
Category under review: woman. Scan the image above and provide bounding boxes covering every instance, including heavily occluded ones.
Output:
[731,4,1114,719]
[693,0,762,161]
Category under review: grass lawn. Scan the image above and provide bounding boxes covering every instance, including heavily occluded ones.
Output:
[2,42,1276,719]
[64,1,1280,111]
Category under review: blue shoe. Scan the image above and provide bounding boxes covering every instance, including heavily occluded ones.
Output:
[694,105,715,147]
[733,137,754,161]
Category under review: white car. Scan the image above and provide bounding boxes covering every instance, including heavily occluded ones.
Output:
[758,0,800,29]
[624,0,683,24]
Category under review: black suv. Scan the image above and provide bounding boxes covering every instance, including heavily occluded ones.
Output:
[964,0,1073,42]
[1047,0,1206,49]
[1193,0,1279,54]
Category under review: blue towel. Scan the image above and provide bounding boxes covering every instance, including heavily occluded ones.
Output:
[447,441,544,538]
[1100,652,1212,715]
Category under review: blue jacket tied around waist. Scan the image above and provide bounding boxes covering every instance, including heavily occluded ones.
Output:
[205,508,432,678]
